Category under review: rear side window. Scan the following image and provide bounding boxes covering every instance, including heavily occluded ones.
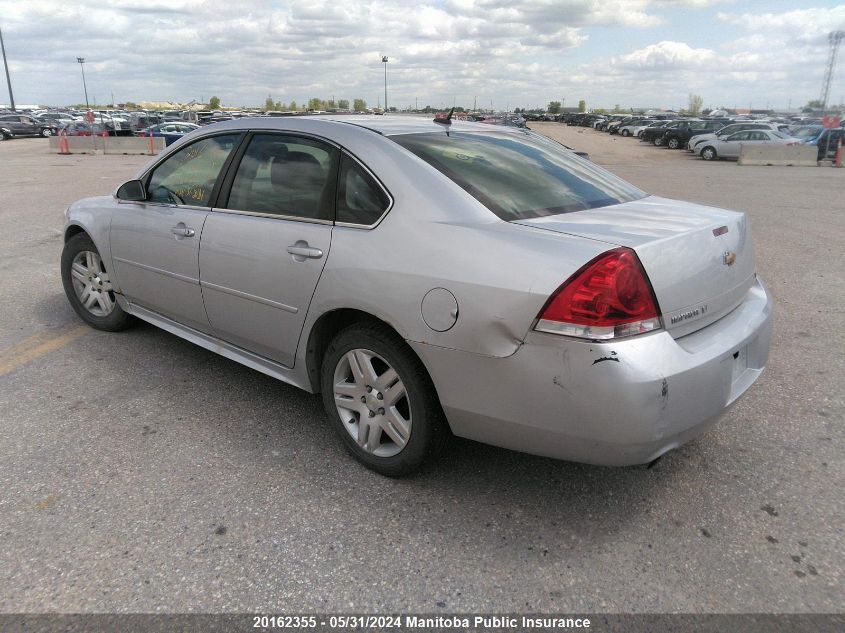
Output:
[392,131,645,221]
[224,133,338,220]
[336,155,390,225]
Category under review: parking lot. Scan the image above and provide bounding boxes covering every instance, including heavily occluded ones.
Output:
[0,126,842,613]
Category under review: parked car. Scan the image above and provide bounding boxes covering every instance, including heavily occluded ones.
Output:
[617,119,656,137]
[36,112,78,128]
[61,116,772,476]
[135,122,200,145]
[640,120,687,145]
[689,122,789,153]
[662,120,726,149]
[698,129,798,161]
[62,121,109,136]
[803,127,845,160]
[0,113,57,138]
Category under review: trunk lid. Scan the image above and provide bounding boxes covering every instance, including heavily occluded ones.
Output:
[514,196,756,337]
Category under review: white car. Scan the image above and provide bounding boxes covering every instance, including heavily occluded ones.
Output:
[697,130,798,161]
[689,122,790,153]
[618,119,657,137]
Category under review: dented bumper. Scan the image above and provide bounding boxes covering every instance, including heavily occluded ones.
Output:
[411,276,773,466]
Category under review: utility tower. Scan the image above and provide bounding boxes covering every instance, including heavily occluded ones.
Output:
[820,31,844,112]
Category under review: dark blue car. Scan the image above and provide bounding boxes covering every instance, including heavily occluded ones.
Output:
[135,122,199,146]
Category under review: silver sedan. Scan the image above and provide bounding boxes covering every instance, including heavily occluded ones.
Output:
[61,116,773,475]
[698,129,798,161]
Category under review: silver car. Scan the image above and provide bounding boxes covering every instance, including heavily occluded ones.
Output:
[698,129,798,161]
[61,116,773,475]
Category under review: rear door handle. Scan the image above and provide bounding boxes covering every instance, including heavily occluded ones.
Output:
[287,243,323,260]
[171,224,195,237]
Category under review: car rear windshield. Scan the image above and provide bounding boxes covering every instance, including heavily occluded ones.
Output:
[391,131,646,220]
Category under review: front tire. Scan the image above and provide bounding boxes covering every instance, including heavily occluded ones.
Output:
[654,137,665,147]
[40,128,54,137]
[701,146,718,161]
[321,323,446,476]
[621,129,630,137]
[667,137,680,149]
[61,233,132,331]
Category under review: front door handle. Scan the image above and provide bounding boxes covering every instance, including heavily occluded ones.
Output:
[287,242,323,260]
[171,224,195,238]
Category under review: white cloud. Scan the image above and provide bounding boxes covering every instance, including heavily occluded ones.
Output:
[612,41,717,70]
[0,0,842,110]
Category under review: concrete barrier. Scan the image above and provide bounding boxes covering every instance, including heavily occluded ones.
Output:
[48,135,165,155]
[48,135,99,154]
[102,136,165,155]
[738,144,818,166]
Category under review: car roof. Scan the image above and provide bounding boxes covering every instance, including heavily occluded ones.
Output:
[203,114,531,138]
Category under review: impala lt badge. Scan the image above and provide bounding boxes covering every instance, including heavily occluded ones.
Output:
[723,251,737,266]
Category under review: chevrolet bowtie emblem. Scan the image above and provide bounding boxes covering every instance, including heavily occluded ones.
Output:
[723,251,737,266]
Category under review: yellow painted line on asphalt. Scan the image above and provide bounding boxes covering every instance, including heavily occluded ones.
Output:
[0,325,90,377]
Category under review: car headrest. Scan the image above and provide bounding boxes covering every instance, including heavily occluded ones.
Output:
[271,151,324,188]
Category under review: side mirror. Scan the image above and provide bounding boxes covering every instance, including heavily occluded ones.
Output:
[116,179,146,201]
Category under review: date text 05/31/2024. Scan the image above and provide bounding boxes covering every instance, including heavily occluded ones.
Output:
[252,615,592,629]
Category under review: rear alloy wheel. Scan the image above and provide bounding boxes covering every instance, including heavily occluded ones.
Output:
[621,129,630,137]
[701,146,718,161]
[654,137,665,147]
[321,323,446,476]
[667,137,680,149]
[61,233,132,331]
[40,128,54,137]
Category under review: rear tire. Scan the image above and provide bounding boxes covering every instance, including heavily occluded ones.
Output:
[61,233,132,332]
[40,128,53,137]
[320,323,447,476]
[654,137,665,146]
[701,146,718,161]
[621,129,630,137]
[667,137,680,149]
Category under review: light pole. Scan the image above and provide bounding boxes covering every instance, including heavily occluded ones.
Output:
[77,57,89,109]
[381,55,388,113]
[1,26,15,111]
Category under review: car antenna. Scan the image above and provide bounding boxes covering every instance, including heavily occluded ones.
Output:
[434,107,455,125]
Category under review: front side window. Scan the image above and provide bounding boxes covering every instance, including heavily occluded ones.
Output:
[392,131,645,221]
[225,133,337,220]
[146,134,240,206]
[336,155,390,225]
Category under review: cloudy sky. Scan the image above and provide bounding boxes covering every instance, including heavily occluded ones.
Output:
[1,0,844,110]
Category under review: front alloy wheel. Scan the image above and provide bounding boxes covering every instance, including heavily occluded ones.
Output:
[701,146,717,161]
[61,232,132,331]
[41,128,54,137]
[70,250,115,317]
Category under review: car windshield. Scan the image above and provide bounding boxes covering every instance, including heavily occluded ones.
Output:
[392,131,646,220]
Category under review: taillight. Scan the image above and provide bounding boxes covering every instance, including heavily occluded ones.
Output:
[535,247,662,340]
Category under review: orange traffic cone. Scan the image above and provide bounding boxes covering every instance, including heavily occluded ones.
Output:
[58,130,70,154]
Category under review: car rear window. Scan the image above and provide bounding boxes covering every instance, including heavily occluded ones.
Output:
[392,131,645,220]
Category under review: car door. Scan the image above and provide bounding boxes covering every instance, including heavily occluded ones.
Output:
[109,132,242,333]
[199,132,340,367]
[720,131,750,158]
[1,115,24,134]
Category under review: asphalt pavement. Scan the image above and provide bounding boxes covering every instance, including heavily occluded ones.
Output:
[0,129,842,613]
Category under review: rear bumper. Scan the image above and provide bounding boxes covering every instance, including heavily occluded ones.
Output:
[412,276,773,466]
